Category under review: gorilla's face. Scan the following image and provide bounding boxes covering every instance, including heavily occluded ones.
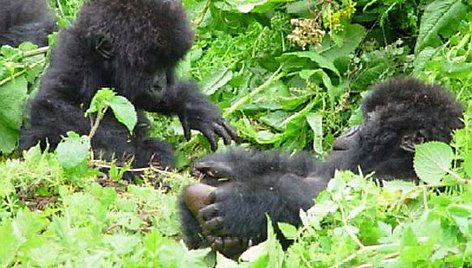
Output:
[77,0,194,102]
[327,111,419,180]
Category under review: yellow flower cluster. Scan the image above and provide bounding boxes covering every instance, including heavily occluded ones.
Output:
[288,18,326,49]
[328,1,356,32]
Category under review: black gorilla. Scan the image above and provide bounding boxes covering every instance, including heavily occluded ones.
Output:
[0,0,56,46]
[20,0,237,172]
[179,77,465,258]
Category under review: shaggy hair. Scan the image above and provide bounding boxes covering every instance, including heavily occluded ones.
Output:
[20,0,236,174]
[179,77,465,258]
[0,0,55,46]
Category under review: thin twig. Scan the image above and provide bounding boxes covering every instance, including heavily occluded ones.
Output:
[223,66,284,117]
[22,46,49,57]
[193,0,211,28]
[338,200,365,249]
[88,107,108,140]
[0,58,46,86]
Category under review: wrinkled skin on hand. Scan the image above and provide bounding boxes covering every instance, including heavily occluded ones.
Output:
[178,102,238,151]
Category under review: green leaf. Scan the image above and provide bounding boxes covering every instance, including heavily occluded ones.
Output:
[0,76,28,154]
[106,95,137,134]
[306,113,323,155]
[463,151,472,178]
[86,88,137,133]
[415,0,468,53]
[447,204,472,236]
[318,24,366,62]
[200,67,233,95]
[56,131,91,170]
[86,88,116,115]
[278,223,298,240]
[414,142,453,184]
[106,233,140,255]
[282,51,340,76]
[0,220,17,267]
[413,47,437,75]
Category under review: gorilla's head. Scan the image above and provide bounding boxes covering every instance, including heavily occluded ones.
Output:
[327,77,464,181]
[71,0,193,101]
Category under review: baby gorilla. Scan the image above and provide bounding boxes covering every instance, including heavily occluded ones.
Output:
[0,0,56,46]
[179,77,465,258]
[20,0,237,173]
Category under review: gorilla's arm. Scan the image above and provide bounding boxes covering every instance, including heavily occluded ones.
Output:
[193,149,320,184]
[0,0,55,46]
[135,81,237,151]
[0,20,55,46]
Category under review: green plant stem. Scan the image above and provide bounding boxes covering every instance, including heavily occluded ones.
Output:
[0,58,46,86]
[193,0,211,28]
[22,46,49,57]
[337,200,365,249]
[89,107,107,140]
[223,66,284,117]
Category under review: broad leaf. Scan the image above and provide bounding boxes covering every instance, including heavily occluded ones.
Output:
[0,76,28,154]
[56,131,90,170]
[414,142,453,184]
[86,88,116,115]
[106,95,137,134]
[415,0,468,53]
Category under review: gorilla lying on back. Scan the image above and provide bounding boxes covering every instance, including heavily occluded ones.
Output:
[0,0,56,46]
[20,0,237,172]
[179,77,465,258]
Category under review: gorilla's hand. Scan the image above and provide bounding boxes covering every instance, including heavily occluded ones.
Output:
[192,157,235,181]
[178,101,238,151]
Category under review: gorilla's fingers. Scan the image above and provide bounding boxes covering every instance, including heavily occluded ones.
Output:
[202,216,224,234]
[194,160,233,179]
[221,120,239,143]
[201,129,218,151]
[179,113,191,140]
[211,236,249,259]
[213,122,232,145]
[199,203,219,221]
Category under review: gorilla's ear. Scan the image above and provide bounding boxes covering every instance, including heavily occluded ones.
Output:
[399,131,425,152]
[95,35,115,59]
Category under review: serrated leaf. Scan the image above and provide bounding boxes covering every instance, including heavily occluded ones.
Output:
[413,47,437,75]
[56,132,90,170]
[86,88,116,115]
[106,95,137,133]
[414,142,453,184]
[0,76,28,153]
[415,0,468,53]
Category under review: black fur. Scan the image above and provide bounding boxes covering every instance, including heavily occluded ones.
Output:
[179,77,465,258]
[0,0,56,46]
[20,0,237,173]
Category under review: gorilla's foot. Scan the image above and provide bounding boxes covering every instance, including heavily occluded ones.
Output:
[184,183,216,220]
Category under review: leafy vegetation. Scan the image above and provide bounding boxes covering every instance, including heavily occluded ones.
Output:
[0,0,472,266]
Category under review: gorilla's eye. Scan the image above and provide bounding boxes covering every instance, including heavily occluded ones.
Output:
[95,36,115,59]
